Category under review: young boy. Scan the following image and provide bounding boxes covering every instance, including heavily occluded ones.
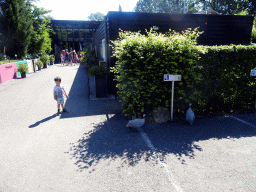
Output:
[53,77,69,114]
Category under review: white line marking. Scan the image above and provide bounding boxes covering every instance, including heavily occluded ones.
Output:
[138,128,183,192]
[229,115,256,128]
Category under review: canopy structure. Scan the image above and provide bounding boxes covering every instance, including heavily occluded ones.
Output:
[50,20,101,53]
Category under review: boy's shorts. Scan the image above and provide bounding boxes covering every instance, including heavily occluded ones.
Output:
[57,97,64,104]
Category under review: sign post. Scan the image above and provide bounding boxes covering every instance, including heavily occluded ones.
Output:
[164,74,182,121]
[251,70,256,110]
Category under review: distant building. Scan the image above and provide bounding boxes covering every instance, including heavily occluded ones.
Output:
[195,9,221,15]
[50,20,101,54]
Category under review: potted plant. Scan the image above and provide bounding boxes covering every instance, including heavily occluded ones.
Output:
[82,48,97,68]
[49,55,55,65]
[88,63,110,97]
[40,54,48,68]
[35,60,43,71]
[17,63,29,78]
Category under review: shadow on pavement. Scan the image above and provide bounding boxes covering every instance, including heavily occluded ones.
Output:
[60,65,121,119]
[61,65,256,168]
[143,114,256,164]
[66,113,155,172]
[67,112,256,170]
[28,113,58,128]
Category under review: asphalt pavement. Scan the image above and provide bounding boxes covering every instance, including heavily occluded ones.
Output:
[0,63,256,192]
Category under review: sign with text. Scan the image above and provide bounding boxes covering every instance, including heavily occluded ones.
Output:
[164,74,182,81]
[251,70,256,76]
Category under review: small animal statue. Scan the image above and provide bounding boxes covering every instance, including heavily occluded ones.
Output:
[186,103,195,125]
[126,114,146,131]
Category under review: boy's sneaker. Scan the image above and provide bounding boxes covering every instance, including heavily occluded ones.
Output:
[57,109,61,114]
[62,108,68,113]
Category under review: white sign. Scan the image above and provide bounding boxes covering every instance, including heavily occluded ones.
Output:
[101,39,106,61]
[163,74,182,121]
[251,70,256,76]
[164,74,182,81]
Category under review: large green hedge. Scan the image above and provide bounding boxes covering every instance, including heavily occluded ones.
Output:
[195,45,256,115]
[111,27,204,119]
[111,27,256,119]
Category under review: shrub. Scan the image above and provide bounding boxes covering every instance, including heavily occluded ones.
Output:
[17,63,29,73]
[80,47,97,67]
[111,27,203,119]
[88,65,110,77]
[40,54,48,65]
[49,55,55,62]
[195,44,256,115]
[35,60,43,68]
[251,28,256,43]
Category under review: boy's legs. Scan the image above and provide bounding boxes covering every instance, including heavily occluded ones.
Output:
[61,104,67,112]
[57,104,61,114]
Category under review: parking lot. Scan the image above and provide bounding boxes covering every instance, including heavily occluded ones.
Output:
[0,64,256,192]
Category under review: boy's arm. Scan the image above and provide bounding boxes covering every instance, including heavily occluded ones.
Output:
[63,89,69,98]
[54,91,57,100]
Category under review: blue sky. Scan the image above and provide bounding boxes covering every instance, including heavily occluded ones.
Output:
[33,0,140,20]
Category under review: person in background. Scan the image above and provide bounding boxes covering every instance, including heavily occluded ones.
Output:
[68,51,73,66]
[73,50,78,65]
[60,50,64,65]
[64,50,69,66]
[72,50,75,66]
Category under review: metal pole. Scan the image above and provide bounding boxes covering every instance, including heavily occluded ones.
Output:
[171,81,174,121]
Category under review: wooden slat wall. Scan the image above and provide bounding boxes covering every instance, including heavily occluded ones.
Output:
[106,12,254,46]
[92,18,106,61]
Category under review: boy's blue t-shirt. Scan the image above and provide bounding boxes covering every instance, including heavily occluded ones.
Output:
[53,85,64,98]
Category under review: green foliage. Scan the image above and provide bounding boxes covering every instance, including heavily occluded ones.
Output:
[251,27,256,43]
[0,52,5,61]
[195,45,256,115]
[40,54,48,64]
[41,19,53,54]
[0,0,52,58]
[0,60,19,65]
[0,0,34,58]
[49,55,55,62]
[111,26,256,119]
[133,0,186,13]
[28,5,52,55]
[251,29,256,43]
[80,47,97,68]
[35,60,43,68]
[111,27,203,119]
[133,0,256,15]
[87,12,105,21]
[17,63,29,73]
[88,65,110,77]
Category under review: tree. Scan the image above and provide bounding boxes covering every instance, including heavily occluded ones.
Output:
[40,18,54,54]
[0,0,34,58]
[194,0,253,15]
[118,4,122,12]
[132,0,193,13]
[28,5,52,56]
[88,12,105,21]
